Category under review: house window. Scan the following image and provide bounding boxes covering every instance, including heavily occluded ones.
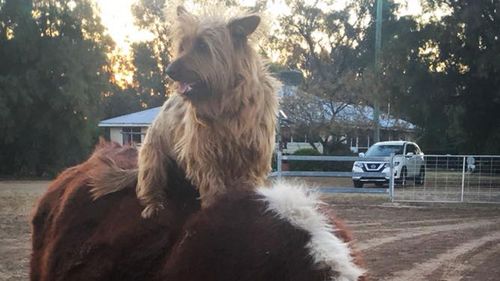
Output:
[122,127,142,145]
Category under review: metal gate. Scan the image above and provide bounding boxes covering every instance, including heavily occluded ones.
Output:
[270,151,392,194]
[391,155,500,203]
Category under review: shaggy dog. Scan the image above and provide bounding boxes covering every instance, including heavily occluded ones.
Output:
[91,7,279,218]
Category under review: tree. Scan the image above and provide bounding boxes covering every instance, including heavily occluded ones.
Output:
[0,0,112,176]
[434,0,500,153]
[270,0,381,154]
[375,1,500,154]
[129,0,172,108]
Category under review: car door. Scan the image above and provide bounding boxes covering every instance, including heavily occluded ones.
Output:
[414,144,425,174]
[405,143,418,176]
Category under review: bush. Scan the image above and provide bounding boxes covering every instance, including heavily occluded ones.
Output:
[271,152,277,171]
[287,146,355,172]
[288,148,324,171]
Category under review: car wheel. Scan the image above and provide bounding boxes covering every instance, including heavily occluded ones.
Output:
[415,166,425,185]
[353,180,363,188]
[396,166,408,186]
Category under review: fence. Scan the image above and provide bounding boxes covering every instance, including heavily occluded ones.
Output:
[271,152,500,203]
[392,155,500,203]
[271,151,393,195]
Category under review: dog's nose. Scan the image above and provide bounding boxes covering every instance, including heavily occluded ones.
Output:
[165,63,180,81]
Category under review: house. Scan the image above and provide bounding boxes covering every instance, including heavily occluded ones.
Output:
[98,106,311,153]
[334,104,417,153]
[279,88,417,153]
[98,107,293,149]
[99,104,416,153]
[98,107,161,146]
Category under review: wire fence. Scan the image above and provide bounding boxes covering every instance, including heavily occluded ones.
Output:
[270,152,500,203]
[392,155,500,203]
[270,151,393,195]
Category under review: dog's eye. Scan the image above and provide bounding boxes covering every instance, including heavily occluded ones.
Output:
[196,40,209,52]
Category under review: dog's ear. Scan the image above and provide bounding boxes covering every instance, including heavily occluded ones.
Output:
[176,5,197,25]
[176,6,189,17]
[228,15,260,38]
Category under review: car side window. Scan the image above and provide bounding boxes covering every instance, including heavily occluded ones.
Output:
[406,144,417,155]
[414,145,421,154]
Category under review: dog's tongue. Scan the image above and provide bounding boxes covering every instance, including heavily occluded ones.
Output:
[178,82,192,94]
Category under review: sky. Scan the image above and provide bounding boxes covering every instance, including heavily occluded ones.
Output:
[95,0,424,54]
[95,0,153,53]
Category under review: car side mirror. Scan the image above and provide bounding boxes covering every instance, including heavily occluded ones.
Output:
[358,152,365,157]
[406,152,414,156]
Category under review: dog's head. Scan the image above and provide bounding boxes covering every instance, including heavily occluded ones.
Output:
[166,6,262,116]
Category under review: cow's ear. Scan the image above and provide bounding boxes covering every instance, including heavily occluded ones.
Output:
[228,15,260,38]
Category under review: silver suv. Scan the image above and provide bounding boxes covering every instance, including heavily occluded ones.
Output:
[352,141,425,188]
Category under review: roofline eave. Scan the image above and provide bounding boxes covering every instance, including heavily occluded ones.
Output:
[98,123,151,128]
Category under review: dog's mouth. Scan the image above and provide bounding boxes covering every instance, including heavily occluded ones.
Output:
[176,81,207,98]
[177,81,193,95]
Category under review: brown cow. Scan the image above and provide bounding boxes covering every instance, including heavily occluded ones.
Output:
[30,142,200,281]
[159,184,366,281]
[31,142,366,281]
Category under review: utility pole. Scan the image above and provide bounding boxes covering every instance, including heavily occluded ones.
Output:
[373,0,383,143]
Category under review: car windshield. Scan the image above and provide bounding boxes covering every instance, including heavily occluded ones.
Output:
[365,144,404,157]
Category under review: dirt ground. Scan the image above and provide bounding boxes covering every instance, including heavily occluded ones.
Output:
[1,180,500,281]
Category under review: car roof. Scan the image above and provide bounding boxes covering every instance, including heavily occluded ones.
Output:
[372,141,411,146]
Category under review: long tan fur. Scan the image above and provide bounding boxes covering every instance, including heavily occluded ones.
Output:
[91,6,279,218]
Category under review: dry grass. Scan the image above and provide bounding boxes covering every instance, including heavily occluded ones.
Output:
[2,180,500,281]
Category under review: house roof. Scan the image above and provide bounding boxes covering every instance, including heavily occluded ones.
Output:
[98,107,161,127]
[333,104,417,131]
[98,103,416,132]
[280,89,416,131]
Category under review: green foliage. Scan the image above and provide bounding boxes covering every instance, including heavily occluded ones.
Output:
[380,0,500,154]
[101,86,145,119]
[277,0,500,154]
[288,148,323,172]
[287,147,352,172]
[131,42,168,108]
[0,0,112,176]
[272,0,382,154]
[271,152,277,171]
[130,0,171,108]
[2,0,500,177]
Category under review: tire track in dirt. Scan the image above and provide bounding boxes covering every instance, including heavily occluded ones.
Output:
[348,217,471,228]
[361,224,500,280]
[459,242,500,281]
[432,240,500,281]
[353,218,481,234]
[382,230,500,281]
[356,219,500,251]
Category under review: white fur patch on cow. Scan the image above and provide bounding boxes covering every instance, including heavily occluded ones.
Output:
[257,181,364,281]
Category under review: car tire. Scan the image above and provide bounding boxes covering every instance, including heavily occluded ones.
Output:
[353,180,363,188]
[415,166,425,185]
[396,166,408,186]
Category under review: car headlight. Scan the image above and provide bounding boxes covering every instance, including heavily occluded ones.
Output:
[354,162,363,168]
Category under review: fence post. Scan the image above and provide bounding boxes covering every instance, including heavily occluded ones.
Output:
[461,156,466,202]
[277,150,282,179]
[389,153,395,201]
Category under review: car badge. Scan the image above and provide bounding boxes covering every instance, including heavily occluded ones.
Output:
[370,164,377,169]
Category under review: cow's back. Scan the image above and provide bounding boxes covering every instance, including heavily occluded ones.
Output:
[30,142,199,281]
